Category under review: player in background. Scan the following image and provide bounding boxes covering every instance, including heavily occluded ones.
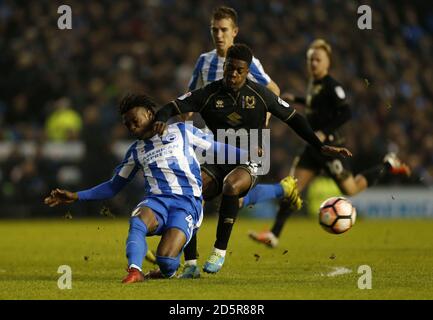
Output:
[248,39,411,248]
[154,44,352,277]
[44,94,245,283]
[188,6,280,113]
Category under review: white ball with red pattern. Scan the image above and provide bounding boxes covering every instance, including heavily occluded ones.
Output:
[319,197,356,234]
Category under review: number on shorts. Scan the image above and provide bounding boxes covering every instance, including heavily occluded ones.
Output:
[185,215,194,230]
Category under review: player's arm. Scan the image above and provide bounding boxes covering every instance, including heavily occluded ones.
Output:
[154,88,207,135]
[44,175,129,207]
[183,124,248,162]
[263,81,281,127]
[267,92,352,158]
[210,140,248,163]
[281,92,306,105]
[44,144,139,207]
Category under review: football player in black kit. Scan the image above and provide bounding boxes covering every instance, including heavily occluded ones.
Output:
[249,39,411,248]
[153,43,352,276]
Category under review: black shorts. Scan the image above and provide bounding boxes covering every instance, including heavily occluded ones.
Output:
[201,161,260,201]
[296,145,352,182]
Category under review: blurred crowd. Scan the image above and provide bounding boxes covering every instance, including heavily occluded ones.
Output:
[1,0,432,217]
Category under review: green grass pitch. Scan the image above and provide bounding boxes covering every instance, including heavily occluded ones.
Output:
[1,217,432,300]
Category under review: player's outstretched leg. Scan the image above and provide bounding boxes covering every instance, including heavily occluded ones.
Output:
[123,206,160,284]
[241,183,283,207]
[122,216,148,284]
[241,176,302,210]
[248,198,294,248]
[247,177,302,248]
[384,152,411,176]
[248,168,316,249]
[361,152,411,187]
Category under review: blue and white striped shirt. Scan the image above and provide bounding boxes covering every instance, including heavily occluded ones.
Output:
[115,122,212,198]
[188,49,271,91]
[77,122,246,202]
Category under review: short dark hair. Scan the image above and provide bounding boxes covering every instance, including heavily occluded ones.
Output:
[226,43,253,66]
[119,94,156,115]
[212,6,238,26]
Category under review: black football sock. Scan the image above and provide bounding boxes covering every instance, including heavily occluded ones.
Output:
[214,194,239,250]
[183,233,198,261]
[361,163,390,187]
[271,199,294,238]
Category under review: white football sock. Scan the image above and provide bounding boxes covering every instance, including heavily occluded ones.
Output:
[213,248,226,257]
[129,264,142,271]
[184,259,197,267]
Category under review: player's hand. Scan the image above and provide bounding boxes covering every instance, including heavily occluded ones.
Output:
[281,92,295,103]
[44,188,78,207]
[320,145,352,158]
[153,121,167,136]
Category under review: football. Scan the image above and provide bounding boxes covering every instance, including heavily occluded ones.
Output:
[319,197,357,234]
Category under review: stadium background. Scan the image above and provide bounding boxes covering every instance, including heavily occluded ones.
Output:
[1,0,432,218]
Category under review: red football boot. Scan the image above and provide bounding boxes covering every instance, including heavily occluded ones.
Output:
[122,267,145,284]
[384,153,411,176]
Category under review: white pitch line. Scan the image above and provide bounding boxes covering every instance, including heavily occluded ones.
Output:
[320,266,352,277]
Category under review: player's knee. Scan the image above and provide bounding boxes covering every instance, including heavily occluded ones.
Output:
[157,244,181,258]
[133,208,159,232]
[156,255,180,278]
[222,179,243,196]
[129,216,148,234]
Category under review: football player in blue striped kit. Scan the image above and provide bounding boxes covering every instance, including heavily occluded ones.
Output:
[44,94,245,284]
